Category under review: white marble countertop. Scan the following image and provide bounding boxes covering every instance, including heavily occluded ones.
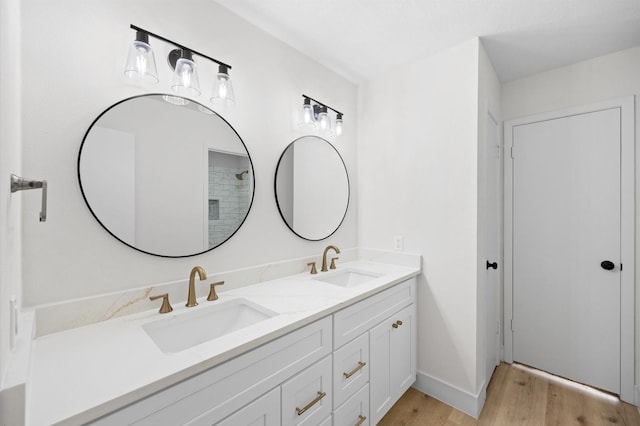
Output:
[27,260,420,425]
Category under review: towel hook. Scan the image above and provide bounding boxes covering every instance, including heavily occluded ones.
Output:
[10,174,47,222]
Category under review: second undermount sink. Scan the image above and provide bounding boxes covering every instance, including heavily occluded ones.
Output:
[142,298,277,353]
[315,268,382,288]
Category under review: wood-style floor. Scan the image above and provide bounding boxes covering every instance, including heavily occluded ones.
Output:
[379,363,640,426]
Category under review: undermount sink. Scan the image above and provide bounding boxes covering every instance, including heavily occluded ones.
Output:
[142,298,277,353]
[315,268,382,288]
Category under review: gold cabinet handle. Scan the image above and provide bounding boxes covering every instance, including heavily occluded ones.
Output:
[149,293,173,314]
[392,320,403,328]
[355,415,367,426]
[295,391,326,416]
[207,281,224,301]
[343,361,366,379]
[397,320,403,326]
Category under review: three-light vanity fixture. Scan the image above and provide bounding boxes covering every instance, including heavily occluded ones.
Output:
[124,25,235,105]
[301,95,344,136]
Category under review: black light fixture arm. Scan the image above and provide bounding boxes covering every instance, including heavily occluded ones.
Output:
[130,24,232,70]
[302,94,344,117]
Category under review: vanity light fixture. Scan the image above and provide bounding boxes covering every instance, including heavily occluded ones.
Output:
[317,105,331,131]
[125,25,234,105]
[211,64,235,104]
[169,49,201,96]
[301,95,344,136]
[302,97,314,126]
[335,113,344,136]
[124,30,159,83]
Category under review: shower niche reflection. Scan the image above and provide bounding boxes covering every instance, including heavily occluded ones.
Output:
[206,151,252,247]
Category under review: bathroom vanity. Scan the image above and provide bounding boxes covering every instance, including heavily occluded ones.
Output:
[26,255,420,425]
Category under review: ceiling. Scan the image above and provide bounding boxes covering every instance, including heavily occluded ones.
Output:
[213,0,640,83]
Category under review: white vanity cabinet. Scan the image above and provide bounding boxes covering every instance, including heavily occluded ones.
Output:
[89,277,417,426]
[90,317,332,426]
[332,277,417,426]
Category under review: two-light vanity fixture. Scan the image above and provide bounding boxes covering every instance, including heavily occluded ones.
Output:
[301,95,344,136]
[124,25,234,105]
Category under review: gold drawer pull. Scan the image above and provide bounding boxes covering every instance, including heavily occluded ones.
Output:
[295,391,326,416]
[343,361,366,379]
[355,415,367,426]
[392,320,403,328]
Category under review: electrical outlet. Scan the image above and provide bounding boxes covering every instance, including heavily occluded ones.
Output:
[393,235,404,251]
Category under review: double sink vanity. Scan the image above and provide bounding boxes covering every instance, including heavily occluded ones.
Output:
[19,94,422,425]
[27,249,420,425]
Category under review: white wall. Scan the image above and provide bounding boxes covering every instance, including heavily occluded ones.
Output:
[18,0,357,306]
[0,0,23,387]
[501,45,640,393]
[358,38,483,407]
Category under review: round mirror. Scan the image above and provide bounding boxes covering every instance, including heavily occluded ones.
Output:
[78,94,254,257]
[274,136,349,240]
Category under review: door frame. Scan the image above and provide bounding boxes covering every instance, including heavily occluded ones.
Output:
[503,96,635,403]
[484,107,501,385]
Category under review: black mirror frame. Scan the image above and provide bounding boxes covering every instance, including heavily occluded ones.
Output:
[77,93,255,258]
[273,135,350,241]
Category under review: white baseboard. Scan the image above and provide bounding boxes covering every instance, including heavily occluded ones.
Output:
[413,370,486,418]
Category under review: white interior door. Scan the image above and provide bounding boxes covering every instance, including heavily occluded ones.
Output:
[485,111,500,384]
[511,108,622,393]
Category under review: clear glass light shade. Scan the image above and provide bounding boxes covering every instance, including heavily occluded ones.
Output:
[318,111,331,131]
[162,95,190,106]
[171,57,201,96]
[302,103,314,126]
[211,72,235,103]
[335,117,343,136]
[124,41,158,83]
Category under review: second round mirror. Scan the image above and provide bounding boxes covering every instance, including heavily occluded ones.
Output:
[274,136,349,240]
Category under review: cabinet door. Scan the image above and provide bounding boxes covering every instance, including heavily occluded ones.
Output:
[390,304,416,397]
[281,355,332,426]
[215,388,280,426]
[369,304,416,425]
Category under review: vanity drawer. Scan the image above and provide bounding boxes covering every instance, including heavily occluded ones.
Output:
[215,387,280,426]
[333,383,369,426]
[319,415,332,426]
[92,317,331,426]
[333,332,369,407]
[333,277,415,348]
[281,355,332,426]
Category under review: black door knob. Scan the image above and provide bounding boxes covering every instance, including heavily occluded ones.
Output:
[600,261,615,271]
[486,261,498,270]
